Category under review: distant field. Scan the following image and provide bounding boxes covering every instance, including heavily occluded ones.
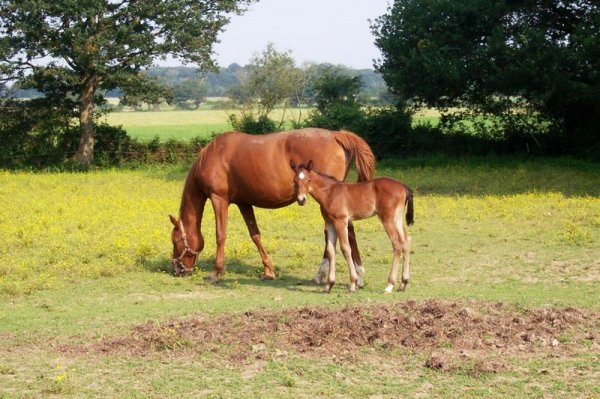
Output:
[102,108,308,141]
[101,109,232,141]
[101,106,442,141]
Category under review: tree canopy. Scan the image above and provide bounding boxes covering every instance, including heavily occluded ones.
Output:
[372,0,600,145]
[0,0,255,165]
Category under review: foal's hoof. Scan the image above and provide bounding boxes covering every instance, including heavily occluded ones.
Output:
[322,284,333,294]
[260,273,275,281]
[384,284,394,294]
[398,281,408,292]
[203,275,221,284]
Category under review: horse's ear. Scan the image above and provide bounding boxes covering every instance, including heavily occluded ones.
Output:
[290,160,297,171]
[169,214,179,227]
[306,160,313,171]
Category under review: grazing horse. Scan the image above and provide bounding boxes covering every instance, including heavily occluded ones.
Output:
[169,128,375,283]
[291,160,414,293]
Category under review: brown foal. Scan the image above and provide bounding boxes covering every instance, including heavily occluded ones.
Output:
[291,160,414,293]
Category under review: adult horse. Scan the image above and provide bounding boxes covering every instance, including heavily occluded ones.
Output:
[169,128,375,284]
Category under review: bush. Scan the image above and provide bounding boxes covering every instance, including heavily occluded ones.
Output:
[228,113,277,134]
[0,98,76,168]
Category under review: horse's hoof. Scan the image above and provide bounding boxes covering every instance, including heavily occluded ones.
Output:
[356,266,365,288]
[384,284,394,294]
[398,282,408,292]
[323,284,332,294]
[203,275,220,284]
[260,273,275,281]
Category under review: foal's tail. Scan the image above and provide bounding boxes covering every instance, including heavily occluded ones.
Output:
[405,186,414,226]
[334,130,376,182]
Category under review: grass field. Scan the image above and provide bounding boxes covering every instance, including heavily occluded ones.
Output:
[1,156,599,397]
[102,108,306,141]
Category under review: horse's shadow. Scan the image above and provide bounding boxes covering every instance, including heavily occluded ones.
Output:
[139,256,315,292]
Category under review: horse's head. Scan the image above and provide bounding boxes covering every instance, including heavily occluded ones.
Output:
[169,215,200,276]
[290,160,313,206]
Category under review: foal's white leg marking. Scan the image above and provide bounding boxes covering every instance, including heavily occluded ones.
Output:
[355,264,365,288]
[313,258,329,285]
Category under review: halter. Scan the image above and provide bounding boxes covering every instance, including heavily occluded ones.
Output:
[172,220,199,273]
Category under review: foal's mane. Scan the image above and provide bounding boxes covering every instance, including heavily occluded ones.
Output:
[298,164,341,184]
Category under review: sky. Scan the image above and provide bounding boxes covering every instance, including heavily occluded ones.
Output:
[211,0,391,70]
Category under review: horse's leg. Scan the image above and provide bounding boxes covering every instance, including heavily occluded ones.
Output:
[335,219,359,292]
[398,223,411,292]
[237,204,276,280]
[381,213,407,294]
[347,221,365,288]
[313,224,330,285]
[323,221,337,293]
[206,194,229,283]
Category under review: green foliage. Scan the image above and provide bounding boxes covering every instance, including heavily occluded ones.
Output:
[228,43,300,129]
[172,78,208,110]
[0,97,76,168]
[372,0,600,154]
[0,0,255,164]
[228,113,278,134]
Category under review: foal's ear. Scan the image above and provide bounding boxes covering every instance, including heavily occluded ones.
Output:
[290,160,297,171]
[169,214,179,227]
[306,160,313,171]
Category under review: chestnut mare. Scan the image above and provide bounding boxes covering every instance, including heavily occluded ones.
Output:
[169,128,375,283]
[291,160,414,293]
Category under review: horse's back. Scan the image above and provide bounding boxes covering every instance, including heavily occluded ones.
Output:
[194,129,347,208]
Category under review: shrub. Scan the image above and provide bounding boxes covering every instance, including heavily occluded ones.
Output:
[228,113,278,134]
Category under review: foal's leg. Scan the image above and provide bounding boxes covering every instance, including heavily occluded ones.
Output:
[398,223,411,292]
[381,213,407,293]
[206,194,229,283]
[237,204,276,280]
[348,221,365,288]
[323,222,337,293]
[335,219,359,292]
[313,224,330,285]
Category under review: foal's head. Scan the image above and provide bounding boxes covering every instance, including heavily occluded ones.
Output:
[169,215,199,276]
[290,160,313,206]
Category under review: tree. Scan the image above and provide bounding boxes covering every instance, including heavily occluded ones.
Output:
[229,43,301,130]
[371,0,600,149]
[0,0,255,166]
[303,67,366,131]
[173,78,208,110]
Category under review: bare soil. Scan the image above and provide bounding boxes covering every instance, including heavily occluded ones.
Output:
[81,300,599,373]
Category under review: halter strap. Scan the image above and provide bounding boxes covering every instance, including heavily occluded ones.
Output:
[174,220,199,264]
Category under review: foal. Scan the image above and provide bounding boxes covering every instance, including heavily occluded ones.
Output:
[291,160,413,293]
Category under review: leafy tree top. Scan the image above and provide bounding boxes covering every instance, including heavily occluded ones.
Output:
[0,0,255,88]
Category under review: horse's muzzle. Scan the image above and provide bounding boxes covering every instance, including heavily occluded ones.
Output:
[297,196,306,206]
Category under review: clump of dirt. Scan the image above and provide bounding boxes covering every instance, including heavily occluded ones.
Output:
[88,299,598,371]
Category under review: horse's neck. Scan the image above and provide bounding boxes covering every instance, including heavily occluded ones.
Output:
[179,181,206,236]
[309,173,337,205]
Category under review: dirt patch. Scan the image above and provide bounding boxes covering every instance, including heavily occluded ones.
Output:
[80,300,598,372]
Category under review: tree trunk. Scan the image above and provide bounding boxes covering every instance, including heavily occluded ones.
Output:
[74,75,97,166]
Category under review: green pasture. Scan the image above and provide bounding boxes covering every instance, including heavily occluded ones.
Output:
[1,157,599,397]
[102,108,307,141]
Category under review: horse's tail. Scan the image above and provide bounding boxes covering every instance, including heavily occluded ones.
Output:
[405,186,414,226]
[334,130,376,182]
